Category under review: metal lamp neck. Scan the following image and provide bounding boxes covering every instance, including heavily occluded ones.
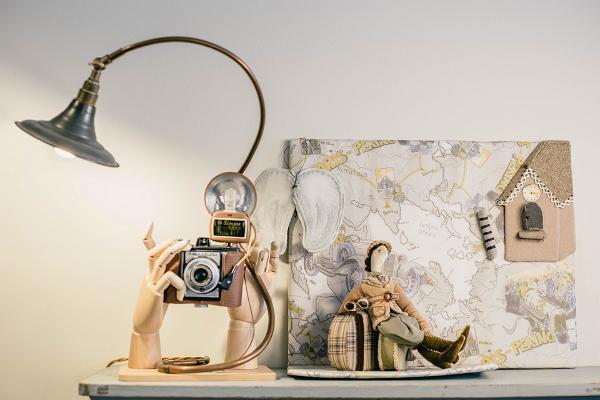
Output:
[75,36,265,174]
[76,69,102,106]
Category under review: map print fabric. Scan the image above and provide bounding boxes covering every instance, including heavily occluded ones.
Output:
[287,139,576,369]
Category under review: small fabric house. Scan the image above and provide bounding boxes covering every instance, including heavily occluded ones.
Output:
[497,141,575,262]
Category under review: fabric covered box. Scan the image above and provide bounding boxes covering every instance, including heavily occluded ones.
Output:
[378,333,411,371]
[287,139,576,369]
[328,311,378,371]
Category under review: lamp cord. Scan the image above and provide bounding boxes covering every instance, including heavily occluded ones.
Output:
[156,258,274,373]
[90,36,265,174]
[106,261,272,374]
[106,224,273,373]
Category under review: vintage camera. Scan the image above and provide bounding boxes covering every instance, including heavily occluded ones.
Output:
[164,172,257,307]
[164,237,245,307]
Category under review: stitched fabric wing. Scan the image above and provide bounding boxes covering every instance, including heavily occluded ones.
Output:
[293,168,344,253]
[251,168,295,254]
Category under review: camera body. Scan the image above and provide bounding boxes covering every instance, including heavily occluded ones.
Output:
[164,237,245,307]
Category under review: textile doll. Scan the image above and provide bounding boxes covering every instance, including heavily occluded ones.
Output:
[339,240,470,369]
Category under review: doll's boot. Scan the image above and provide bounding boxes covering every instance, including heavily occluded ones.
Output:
[458,325,470,351]
[440,335,465,365]
[421,334,455,352]
[416,346,451,369]
[417,335,465,368]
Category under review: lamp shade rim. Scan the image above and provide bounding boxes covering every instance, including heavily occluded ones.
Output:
[15,119,119,167]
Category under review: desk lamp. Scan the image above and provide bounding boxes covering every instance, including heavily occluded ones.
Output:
[14,36,274,376]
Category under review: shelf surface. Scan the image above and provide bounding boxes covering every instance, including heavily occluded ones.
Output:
[79,365,600,399]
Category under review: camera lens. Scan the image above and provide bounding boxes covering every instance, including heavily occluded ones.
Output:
[193,267,211,285]
[183,256,220,295]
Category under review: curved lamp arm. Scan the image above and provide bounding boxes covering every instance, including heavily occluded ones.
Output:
[91,36,265,173]
[16,36,265,172]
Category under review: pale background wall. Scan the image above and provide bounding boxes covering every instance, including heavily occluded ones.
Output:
[1,0,599,398]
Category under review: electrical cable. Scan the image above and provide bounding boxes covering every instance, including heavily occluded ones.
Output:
[157,224,273,373]
[156,257,274,373]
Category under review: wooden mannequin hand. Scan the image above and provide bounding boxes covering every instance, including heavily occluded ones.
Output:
[227,241,279,323]
[223,241,278,368]
[128,222,191,368]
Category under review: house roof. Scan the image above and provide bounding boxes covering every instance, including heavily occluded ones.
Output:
[497,141,573,204]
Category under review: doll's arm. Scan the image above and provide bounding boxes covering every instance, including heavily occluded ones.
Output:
[394,283,433,333]
[339,285,364,313]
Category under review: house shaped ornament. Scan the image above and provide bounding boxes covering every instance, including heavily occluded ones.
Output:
[497,141,575,262]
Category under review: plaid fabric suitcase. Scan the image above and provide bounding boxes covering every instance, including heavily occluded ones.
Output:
[328,311,378,371]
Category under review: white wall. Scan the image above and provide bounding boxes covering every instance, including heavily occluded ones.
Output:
[1,1,599,398]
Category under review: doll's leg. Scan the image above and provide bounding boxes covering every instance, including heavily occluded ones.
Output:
[417,335,465,369]
[459,325,470,351]
[442,335,465,363]
[423,325,470,352]
[420,335,464,364]
[378,316,467,369]
[421,335,455,352]
[377,315,457,350]
[377,315,424,347]
[416,347,451,369]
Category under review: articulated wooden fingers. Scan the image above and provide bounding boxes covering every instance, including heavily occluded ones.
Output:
[147,239,176,273]
[143,222,156,250]
[268,241,279,272]
[151,240,190,283]
[155,271,186,301]
[251,247,270,273]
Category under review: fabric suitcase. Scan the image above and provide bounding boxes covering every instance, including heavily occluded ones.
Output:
[328,311,378,371]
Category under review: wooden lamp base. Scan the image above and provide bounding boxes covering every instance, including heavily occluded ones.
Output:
[118,365,277,382]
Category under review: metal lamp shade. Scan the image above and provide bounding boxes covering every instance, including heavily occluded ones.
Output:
[15,99,119,167]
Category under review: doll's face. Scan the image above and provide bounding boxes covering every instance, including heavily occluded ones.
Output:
[370,245,390,273]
